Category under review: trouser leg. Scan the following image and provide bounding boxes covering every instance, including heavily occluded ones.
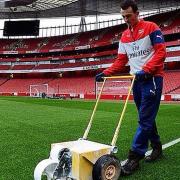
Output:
[132,77,163,155]
[149,121,160,143]
[133,80,141,111]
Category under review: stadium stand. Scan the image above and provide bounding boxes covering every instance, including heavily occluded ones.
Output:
[0,65,10,70]
[0,78,52,94]
[12,65,35,70]
[0,11,179,54]
[33,64,59,70]
[0,71,179,97]
[0,9,179,100]
[163,71,180,94]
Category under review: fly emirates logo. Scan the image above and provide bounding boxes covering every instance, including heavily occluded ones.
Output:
[128,45,152,59]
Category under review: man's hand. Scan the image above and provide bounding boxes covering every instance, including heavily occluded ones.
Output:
[135,70,152,81]
[95,72,105,82]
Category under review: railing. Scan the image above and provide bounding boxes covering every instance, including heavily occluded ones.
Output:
[0,7,179,39]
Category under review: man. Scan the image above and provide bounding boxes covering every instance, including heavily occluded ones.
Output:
[96,0,166,176]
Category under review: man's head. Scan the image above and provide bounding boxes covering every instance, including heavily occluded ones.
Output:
[120,0,139,27]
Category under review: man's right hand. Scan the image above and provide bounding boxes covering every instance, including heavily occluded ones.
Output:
[95,72,105,82]
[135,70,152,81]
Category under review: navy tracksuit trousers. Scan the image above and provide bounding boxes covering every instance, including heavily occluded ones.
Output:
[132,76,163,155]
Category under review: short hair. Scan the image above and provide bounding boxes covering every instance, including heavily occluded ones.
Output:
[120,0,138,12]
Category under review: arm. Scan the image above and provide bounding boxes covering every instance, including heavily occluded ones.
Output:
[143,25,166,74]
[103,41,128,76]
[103,54,128,76]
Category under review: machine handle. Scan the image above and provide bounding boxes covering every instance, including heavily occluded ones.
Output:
[111,75,135,146]
[83,75,135,143]
[83,78,106,139]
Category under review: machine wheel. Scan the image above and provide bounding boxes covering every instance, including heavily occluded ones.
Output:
[92,154,121,180]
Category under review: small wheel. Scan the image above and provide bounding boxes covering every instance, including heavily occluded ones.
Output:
[92,154,121,180]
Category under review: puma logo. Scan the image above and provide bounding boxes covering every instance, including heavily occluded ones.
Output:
[150,89,156,95]
[156,35,162,39]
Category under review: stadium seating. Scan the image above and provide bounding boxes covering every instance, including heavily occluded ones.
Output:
[0,11,179,99]
[163,71,180,94]
[0,65,10,70]
[12,65,35,70]
[162,17,180,35]
[165,40,180,47]
[0,78,52,93]
[0,71,179,96]
[48,77,95,94]
[167,50,180,57]
[33,64,59,69]
[0,11,179,54]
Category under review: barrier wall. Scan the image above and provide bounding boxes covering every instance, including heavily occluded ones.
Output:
[0,92,178,102]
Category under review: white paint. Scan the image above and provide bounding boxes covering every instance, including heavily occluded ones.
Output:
[52,140,112,153]
[121,138,180,165]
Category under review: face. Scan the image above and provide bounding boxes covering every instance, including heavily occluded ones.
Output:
[121,6,139,27]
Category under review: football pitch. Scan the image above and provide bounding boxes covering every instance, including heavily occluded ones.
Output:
[0,96,179,180]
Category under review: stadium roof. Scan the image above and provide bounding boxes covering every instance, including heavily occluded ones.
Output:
[0,0,179,19]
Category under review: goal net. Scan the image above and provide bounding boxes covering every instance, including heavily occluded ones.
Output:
[29,84,54,98]
[95,77,133,99]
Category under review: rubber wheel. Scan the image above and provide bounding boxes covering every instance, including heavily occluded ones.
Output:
[92,154,121,180]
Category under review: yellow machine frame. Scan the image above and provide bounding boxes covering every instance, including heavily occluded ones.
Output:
[34,75,135,180]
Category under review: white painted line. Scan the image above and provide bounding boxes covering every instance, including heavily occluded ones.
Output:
[161,138,180,149]
[121,138,180,166]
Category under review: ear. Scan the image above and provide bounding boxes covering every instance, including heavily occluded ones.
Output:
[136,11,139,16]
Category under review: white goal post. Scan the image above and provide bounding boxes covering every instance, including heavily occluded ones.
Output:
[29,84,49,98]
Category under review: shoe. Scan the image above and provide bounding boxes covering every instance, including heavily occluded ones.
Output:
[145,141,162,162]
[121,150,144,176]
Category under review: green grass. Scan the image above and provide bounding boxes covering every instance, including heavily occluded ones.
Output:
[0,96,179,180]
